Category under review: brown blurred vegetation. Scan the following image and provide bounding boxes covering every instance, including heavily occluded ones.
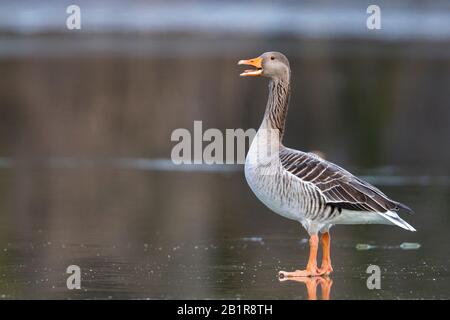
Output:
[0,35,449,171]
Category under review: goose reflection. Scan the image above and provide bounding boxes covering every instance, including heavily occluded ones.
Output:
[279,276,333,300]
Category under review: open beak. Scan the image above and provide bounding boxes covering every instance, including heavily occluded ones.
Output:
[238,57,263,76]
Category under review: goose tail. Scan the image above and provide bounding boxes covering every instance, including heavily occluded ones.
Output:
[378,211,416,232]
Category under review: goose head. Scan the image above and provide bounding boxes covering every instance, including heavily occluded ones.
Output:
[238,51,290,82]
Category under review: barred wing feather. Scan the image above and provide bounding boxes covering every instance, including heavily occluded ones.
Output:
[279,148,412,214]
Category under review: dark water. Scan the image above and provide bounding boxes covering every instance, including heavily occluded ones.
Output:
[0,161,448,299]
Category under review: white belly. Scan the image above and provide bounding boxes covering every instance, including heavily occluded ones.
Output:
[244,131,304,221]
[245,166,302,221]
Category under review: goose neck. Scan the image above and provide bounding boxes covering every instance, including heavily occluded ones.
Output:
[261,79,291,140]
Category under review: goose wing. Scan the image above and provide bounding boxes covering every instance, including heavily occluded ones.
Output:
[279,148,412,213]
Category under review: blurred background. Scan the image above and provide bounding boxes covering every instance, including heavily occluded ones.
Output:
[0,0,449,299]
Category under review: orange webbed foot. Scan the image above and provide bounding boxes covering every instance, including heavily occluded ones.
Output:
[278,267,325,279]
[318,263,333,276]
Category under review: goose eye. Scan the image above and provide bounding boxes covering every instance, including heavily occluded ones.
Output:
[270,56,275,60]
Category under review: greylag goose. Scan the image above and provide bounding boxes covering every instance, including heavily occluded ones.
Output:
[238,52,415,278]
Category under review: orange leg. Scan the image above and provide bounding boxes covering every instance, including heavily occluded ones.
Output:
[279,277,318,299]
[279,234,323,278]
[319,277,333,300]
[302,278,319,300]
[278,274,333,300]
[319,232,333,275]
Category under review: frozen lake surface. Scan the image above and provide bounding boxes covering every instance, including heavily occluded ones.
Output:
[0,160,448,299]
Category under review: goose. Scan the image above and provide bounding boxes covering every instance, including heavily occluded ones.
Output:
[238,52,415,278]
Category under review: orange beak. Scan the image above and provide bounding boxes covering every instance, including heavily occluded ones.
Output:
[238,56,263,76]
